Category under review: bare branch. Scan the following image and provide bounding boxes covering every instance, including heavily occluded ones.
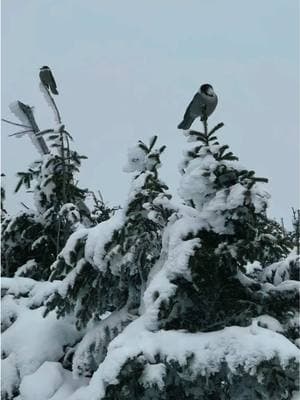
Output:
[20,202,30,210]
[2,118,31,129]
[36,129,55,137]
[9,129,34,137]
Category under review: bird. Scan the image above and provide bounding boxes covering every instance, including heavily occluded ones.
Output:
[39,66,59,95]
[178,84,218,129]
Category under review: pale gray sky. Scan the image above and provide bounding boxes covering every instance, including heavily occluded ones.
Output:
[1,0,299,226]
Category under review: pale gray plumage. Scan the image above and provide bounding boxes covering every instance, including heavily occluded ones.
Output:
[178,84,218,129]
[39,66,59,95]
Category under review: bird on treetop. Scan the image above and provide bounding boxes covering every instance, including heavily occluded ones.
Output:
[39,66,59,95]
[178,83,218,130]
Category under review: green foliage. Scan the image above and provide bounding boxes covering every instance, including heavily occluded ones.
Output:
[45,137,172,332]
[1,211,41,276]
[104,355,299,400]
[160,122,295,335]
[1,112,113,280]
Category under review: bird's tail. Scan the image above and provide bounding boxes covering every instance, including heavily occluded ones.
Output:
[177,116,194,130]
[51,87,59,95]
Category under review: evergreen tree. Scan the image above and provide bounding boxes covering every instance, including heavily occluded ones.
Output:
[1,83,111,280]
[81,117,298,400]
[159,120,294,333]
[43,137,172,378]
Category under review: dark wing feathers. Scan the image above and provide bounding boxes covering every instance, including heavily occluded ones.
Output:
[48,71,58,95]
[177,93,199,129]
[39,69,59,95]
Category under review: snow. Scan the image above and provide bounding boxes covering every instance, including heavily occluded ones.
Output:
[19,361,89,400]
[59,203,81,224]
[59,228,89,266]
[138,210,203,318]
[1,353,19,399]
[72,307,135,377]
[27,280,61,308]
[1,278,81,398]
[267,279,300,293]
[69,323,299,400]
[178,142,270,234]
[245,260,262,275]
[1,277,60,309]
[32,235,47,250]
[261,253,299,285]
[2,306,80,378]
[253,315,284,333]
[1,276,37,296]
[123,145,147,173]
[15,259,38,277]
[123,143,162,174]
[141,363,166,390]
[291,391,300,400]
[84,210,124,271]
[9,101,46,156]
[9,101,31,127]
[57,259,86,297]
[1,295,18,331]
[235,270,259,287]
[20,361,65,400]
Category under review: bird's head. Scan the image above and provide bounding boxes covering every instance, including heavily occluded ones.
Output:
[40,66,49,70]
[200,84,215,97]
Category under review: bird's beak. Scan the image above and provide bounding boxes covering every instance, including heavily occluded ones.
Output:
[207,87,214,96]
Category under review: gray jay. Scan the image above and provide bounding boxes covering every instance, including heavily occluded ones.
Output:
[39,66,59,95]
[178,84,217,129]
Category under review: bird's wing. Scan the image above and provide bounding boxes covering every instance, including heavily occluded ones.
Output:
[39,70,49,87]
[177,93,201,129]
[183,92,201,119]
[48,70,58,93]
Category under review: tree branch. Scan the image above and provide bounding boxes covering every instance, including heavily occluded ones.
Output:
[9,129,34,137]
[2,118,31,129]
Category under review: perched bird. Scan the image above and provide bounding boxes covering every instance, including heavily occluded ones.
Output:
[39,66,59,95]
[178,84,218,129]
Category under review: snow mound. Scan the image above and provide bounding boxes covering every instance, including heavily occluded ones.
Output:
[1,278,81,398]
[2,306,80,378]
[19,361,89,400]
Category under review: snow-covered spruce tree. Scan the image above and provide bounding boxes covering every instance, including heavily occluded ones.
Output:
[43,136,172,375]
[88,190,120,226]
[63,119,299,400]
[1,71,114,399]
[1,85,111,280]
[1,121,85,280]
[1,136,171,400]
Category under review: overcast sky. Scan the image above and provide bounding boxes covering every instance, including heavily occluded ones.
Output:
[1,0,299,227]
